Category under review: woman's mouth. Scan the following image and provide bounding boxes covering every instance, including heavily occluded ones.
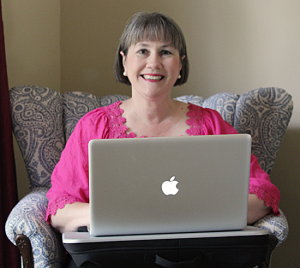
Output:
[141,74,164,81]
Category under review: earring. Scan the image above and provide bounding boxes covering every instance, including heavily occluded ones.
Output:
[123,71,127,76]
[178,74,181,79]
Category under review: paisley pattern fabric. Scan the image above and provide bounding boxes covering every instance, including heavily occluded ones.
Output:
[234,88,293,175]
[176,92,239,127]
[6,85,292,267]
[63,91,101,141]
[254,209,289,247]
[176,89,293,175]
[5,187,64,267]
[63,92,129,141]
[9,86,65,190]
[175,94,204,107]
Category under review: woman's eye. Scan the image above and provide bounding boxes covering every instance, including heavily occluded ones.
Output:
[161,50,172,55]
[137,49,148,55]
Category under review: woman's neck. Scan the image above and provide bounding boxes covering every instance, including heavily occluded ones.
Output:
[135,99,175,124]
[120,94,188,137]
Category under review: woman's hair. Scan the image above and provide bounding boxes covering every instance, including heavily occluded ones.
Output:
[114,12,189,86]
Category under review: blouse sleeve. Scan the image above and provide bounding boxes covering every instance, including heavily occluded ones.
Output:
[189,106,280,215]
[45,107,110,223]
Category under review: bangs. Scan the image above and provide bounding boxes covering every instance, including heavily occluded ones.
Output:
[121,13,184,54]
[131,25,180,49]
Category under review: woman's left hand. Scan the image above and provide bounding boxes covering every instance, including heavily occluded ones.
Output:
[247,194,272,224]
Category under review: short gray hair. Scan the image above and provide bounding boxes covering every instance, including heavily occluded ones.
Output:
[114,12,189,86]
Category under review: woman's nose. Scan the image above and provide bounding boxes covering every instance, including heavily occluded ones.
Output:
[146,53,162,69]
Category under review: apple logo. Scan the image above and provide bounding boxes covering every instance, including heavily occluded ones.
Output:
[161,176,179,195]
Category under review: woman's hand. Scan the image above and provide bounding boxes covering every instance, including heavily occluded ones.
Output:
[247,194,272,224]
[50,202,90,233]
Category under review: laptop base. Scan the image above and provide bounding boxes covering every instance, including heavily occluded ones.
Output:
[63,227,276,268]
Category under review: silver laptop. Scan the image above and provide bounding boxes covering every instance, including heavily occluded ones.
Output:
[88,134,251,237]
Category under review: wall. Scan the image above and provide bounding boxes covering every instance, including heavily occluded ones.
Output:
[3,0,300,267]
[2,0,61,204]
[2,0,60,91]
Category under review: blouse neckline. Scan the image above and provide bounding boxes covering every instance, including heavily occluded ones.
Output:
[105,100,201,138]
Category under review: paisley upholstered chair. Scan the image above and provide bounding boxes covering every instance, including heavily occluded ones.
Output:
[5,86,292,267]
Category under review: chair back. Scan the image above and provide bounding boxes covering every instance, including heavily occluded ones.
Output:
[10,86,292,190]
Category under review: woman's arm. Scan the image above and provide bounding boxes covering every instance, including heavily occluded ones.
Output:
[50,202,90,233]
[247,194,272,224]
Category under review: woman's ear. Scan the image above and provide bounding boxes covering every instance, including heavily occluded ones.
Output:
[180,55,185,71]
[120,51,126,72]
[181,55,186,65]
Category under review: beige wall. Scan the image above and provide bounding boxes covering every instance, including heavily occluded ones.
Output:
[3,1,300,267]
[2,0,61,208]
[3,0,61,91]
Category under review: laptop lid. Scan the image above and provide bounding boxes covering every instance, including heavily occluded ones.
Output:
[89,134,251,237]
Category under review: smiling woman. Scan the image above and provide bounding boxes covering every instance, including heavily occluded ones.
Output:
[46,12,280,268]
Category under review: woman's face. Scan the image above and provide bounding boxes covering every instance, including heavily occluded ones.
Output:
[121,40,184,99]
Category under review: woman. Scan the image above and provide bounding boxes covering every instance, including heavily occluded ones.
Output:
[46,12,279,234]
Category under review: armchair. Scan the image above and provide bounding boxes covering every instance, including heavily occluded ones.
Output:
[5,85,292,267]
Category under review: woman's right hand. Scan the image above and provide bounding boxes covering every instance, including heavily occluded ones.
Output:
[50,202,90,233]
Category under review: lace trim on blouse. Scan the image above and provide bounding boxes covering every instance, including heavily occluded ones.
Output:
[186,103,204,136]
[249,185,280,216]
[46,195,82,222]
[105,101,136,138]
[104,101,198,138]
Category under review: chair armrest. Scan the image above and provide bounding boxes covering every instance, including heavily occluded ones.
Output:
[253,209,288,246]
[5,188,64,268]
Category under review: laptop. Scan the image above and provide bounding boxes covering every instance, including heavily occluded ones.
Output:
[87,134,252,237]
[62,134,272,267]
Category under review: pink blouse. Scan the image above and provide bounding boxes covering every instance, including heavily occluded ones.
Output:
[46,101,280,222]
